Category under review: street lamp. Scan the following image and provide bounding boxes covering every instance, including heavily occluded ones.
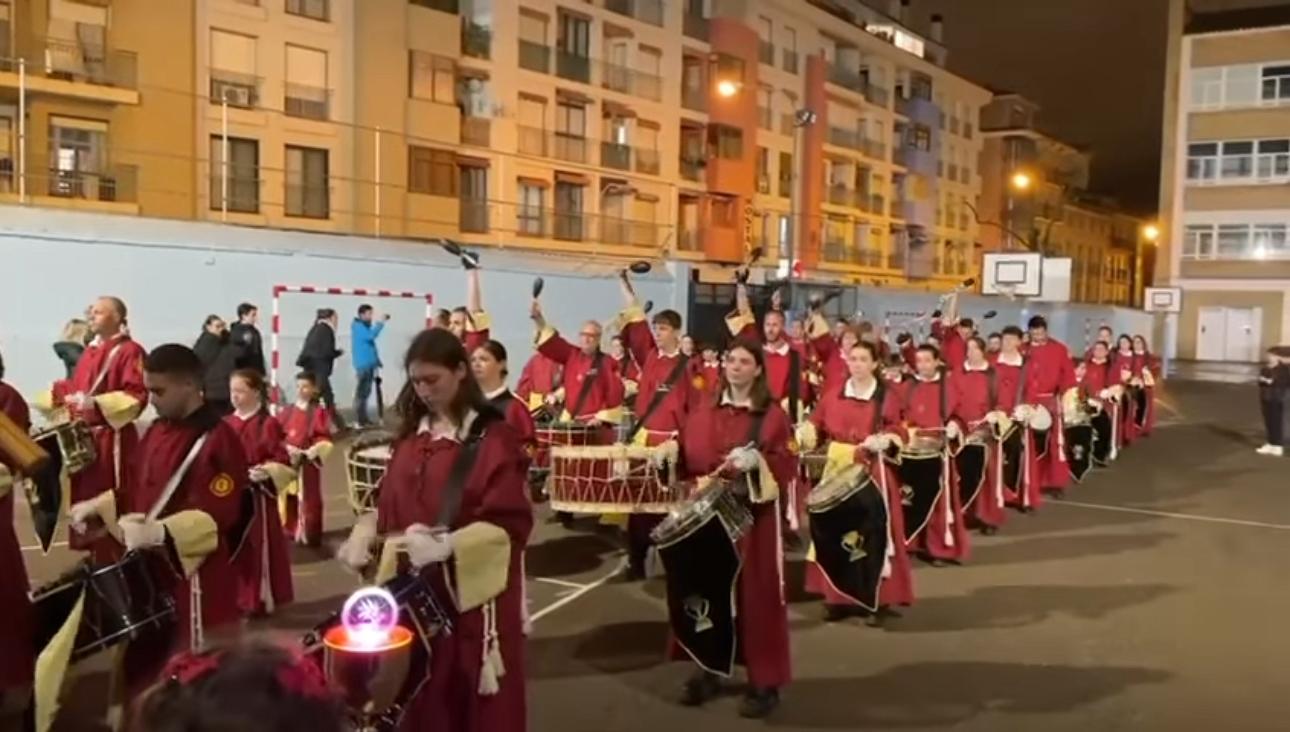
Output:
[715,79,740,98]
[1143,223,1160,242]
[1010,171,1033,191]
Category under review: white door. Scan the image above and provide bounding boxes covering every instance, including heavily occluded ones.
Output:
[1195,306,1226,361]
[1223,307,1261,362]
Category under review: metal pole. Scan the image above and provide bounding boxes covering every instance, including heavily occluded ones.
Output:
[220,100,229,222]
[788,108,816,313]
[18,58,26,203]
[374,126,382,238]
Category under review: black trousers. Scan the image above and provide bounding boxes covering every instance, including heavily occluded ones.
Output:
[1260,399,1284,446]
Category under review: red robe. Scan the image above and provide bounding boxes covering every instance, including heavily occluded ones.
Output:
[225,410,294,615]
[677,400,794,690]
[0,381,34,691]
[989,354,1044,511]
[1134,351,1159,436]
[695,361,721,399]
[804,381,914,607]
[1110,350,1139,446]
[620,320,697,439]
[377,415,532,732]
[898,375,969,561]
[934,323,968,373]
[276,403,332,545]
[54,334,148,554]
[807,333,849,396]
[1021,339,1077,492]
[950,367,1008,529]
[121,407,249,684]
[536,334,625,422]
[514,353,562,405]
[730,322,812,410]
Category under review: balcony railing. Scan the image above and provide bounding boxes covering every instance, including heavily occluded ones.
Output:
[604,0,663,27]
[636,148,660,175]
[758,41,775,65]
[462,21,492,59]
[518,125,547,156]
[602,61,662,101]
[410,0,459,12]
[893,146,909,167]
[680,156,704,182]
[681,85,707,112]
[865,85,889,108]
[871,194,885,215]
[758,106,772,130]
[828,126,859,150]
[863,140,886,160]
[682,13,709,41]
[35,37,138,89]
[460,197,489,233]
[887,246,907,269]
[780,113,796,136]
[778,176,792,198]
[556,50,591,83]
[890,198,908,218]
[895,95,911,117]
[286,0,330,21]
[208,173,260,213]
[284,83,330,120]
[826,63,864,93]
[553,132,589,164]
[210,69,261,108]
[782,49,799,74]
[43,164,138,203]
[827,185,854,206]
[946,163,959,181]
[461,116,491,147]
[518,40,550,74]
[285,184,331,219]
[601,141,632,171]
[677,228,702,252]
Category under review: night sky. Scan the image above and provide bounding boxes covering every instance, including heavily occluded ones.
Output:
[905,0,1288,214]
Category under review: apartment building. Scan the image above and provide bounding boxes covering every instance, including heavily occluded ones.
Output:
[1157,3,1290,362]
[979,93,1148,307]
[0,0,195,218]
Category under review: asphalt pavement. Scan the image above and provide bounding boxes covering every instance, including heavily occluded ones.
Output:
[20,380,1290,731]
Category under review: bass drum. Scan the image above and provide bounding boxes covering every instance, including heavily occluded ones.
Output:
[807,464,888,611]
[346,430,395,515]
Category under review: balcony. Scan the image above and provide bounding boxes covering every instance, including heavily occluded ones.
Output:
[604,0,664,27]
[826,63,865,94]
[285,184,331,219]
[599,215,661,247]
[210,69,261,108]
[601,141,632,171]
[553,132,590,164]
[518,40,551,74]
[862,139,886,160]
[681,85,707,112]
[460,197,489,233]
[677,228,702,252]
[683,13,709,41]
[887,245,907,269]
[757,174,770,194]
[827,126,860,150]
[209,172,261,214]
[782,49,799,74]
[890,197,908,218]
[3,38,140,103]
[758,41,775,65]
[893,146,909,167]
[778,175,791,198]
[871,194,885,215]
[780,113,796,136]
[462,21,492,60]
[461,116,491,147]
[284,83,330,120]
[895,95,911,117]
[946,163,959,181]
[43,164,138,204]
[758,106,772,130]
[827,185,854,206]
[556,50,591,84]
[636,148,660,175]
[286,0,329,21]
[602,62,662,102]
[680,156,704,182]
[518,125,548,156]
[865,84,889,108]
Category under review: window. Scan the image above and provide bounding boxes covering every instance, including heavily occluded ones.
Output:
[554,179,585,240]
[1261,65,1290,104]
[1185,222,1290,260]
[1252,223,1288,258]
[714,53,745,86]
[285,145,328,218]
[409,146,456,196]
[912,123,931,151]
[782,26,798,73]
[285,0,329,21]
[209,135,259,213]
[518,181,545,235]
[1215,224,1249,258]
[756,146,769,193]
[709,124,743,160]
[1190,67,1223,110]
[1219,141,1254,180]
[409,51,455,103]
[557,11,589,57]
[556,101,586,136]
[1186,142,1218,181]
[49,116,107,198]
[1256,139,1290,179]
[520,10,547,44]
[285,45,328,119]
[210,29,258,107]
[778,151,792,197]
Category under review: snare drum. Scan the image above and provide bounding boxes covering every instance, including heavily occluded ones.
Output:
[346,431,394,514]
[800,449,829,482]
[31,552,175,662]
[651,480,753,547]
[902,433,947,458]
[806,464,873,515]
[547,442,684,513]
[32,420,97,475]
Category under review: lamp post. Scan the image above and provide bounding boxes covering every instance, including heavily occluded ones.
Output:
[787,107,818,313]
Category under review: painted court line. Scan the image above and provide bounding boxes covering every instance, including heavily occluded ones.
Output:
[1056,499,1290,531]
[529,557,627,624]
[533,576,592,590]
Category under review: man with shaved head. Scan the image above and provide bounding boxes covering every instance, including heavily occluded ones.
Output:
[40,296,149,562]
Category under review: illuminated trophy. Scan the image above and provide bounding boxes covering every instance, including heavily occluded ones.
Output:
[323,587,412,730]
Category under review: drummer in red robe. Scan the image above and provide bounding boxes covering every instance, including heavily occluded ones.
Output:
[0,351,34,728]
[225,369,295,616]
[1022,316,1079,496]
[1110,335,1139,447]
[695,342,722,399]
[1131,335,1159,437]
[46,296,149,562]
[1079,341,1124,463]
[472,340,537,454]
[616,274,699,580]
[798,340,913,625]
[725,281,812,418]
[515,352,563,418]
[810,323,860,395]
[990,326,1046,513]
[336,328,532,732]
[276,372,334,547]
[530,303,625,430]
[932,293,974,372]
[670,338,794,718]
[951,337,1013,534]
[899,345,970,564]
[445,243,493,355]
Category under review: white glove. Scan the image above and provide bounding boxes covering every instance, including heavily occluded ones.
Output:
[63,391,88,411]
[544,392,560,407]
[248,466,271,483]
[68,491,112,533]
[286,445,305,465]
[725,446,761,472]
[860,434,884,453]
[118,513,166,550]
[402,523,453,569]
[1088,398,1104,413]
[945,421,962,440]
[336,513,377,572]
[984,410,1003,425]
[1012,404,1032,423]
[1098,388,1113,400]
[650,440,679,470]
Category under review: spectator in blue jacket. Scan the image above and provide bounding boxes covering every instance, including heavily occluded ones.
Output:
[351,304,389,427]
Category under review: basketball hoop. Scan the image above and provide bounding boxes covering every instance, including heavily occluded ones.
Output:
[995,284,1020,302]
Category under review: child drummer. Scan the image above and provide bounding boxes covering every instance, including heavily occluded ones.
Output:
[277,372,334,547]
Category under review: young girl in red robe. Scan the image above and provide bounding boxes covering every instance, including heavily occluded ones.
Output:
[989,326,1044,513]
[672,339,795,719]
[471,340,537,452]
[952,337,1009,534]
[337,329,532,732]
[900,345,970,564]
[225,369,295,616]
[800,340,913,625]
[276,372,333,547]
[1081,341,1124,461]
[1131,335,1158,437]
[1110,335,1139,447]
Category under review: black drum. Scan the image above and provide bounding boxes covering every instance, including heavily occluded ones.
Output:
[31,552,176,663]
[1065,423,1095,482]
[807,465,888,611]
[896,445,944,545]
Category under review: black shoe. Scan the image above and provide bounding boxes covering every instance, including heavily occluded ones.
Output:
[782,529,805,554]
[553,511,575,529]
[622,562,646,582]
[823,605,851,623]
[865,610,885,628]
[929,558,947,568]
[981,525,998,536]
[738,687,780,718]
[680,670,720,707]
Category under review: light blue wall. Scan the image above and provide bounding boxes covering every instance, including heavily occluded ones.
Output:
[0,208,688,402]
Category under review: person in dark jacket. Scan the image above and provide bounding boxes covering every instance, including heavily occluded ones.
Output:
[297,308,344,426]
[53,317,92,378]
[1256,348,1289,456]
[194,315,237,415]
[230,302,266,375]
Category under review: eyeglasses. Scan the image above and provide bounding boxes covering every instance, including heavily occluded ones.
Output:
[578,331,599,339]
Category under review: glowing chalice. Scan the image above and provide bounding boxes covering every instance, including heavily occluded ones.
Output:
[323,587,415,731]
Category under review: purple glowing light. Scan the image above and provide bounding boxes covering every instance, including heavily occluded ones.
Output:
[340,586,399,648]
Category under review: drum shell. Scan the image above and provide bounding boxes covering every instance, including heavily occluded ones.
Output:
[806,465,873,515]
[546,443,683,514]
[902,434,947,458]
[651,481,752,546]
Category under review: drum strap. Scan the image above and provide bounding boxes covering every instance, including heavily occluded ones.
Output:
[87,342,125,396]
[787,350,801,423]
[146,434,210,522]
[627,354,690,441]
[986,368,997,409]
[569,352,605,421]
[744,409,769,447]
[434,413,494,527]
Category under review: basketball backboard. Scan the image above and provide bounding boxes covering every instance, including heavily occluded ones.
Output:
[1032,257,1072,303]
[981,252,1042,297]
[1143,286,1182,313]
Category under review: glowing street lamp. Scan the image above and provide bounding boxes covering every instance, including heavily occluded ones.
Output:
[715,79,740,98]
[1143,224,1160,242]
[1010,171,1033,191]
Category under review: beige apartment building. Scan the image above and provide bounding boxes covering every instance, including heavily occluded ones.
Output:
[1158,2,1290,362]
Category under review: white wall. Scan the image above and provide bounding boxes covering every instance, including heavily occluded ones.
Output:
[0,208,688,402]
